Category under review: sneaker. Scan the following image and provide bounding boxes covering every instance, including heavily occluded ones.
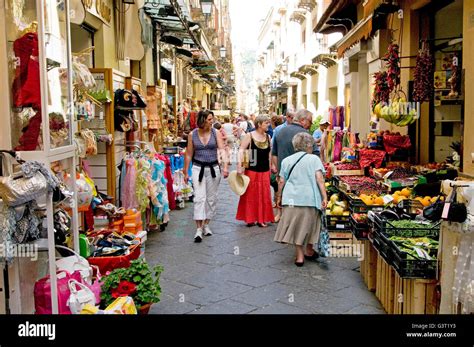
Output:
[203,224,213,236]
[194,228,203,243]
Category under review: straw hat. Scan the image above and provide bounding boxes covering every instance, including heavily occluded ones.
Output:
[228,171,250,196]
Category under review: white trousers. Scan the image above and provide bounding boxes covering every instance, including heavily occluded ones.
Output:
[192,164,221,221]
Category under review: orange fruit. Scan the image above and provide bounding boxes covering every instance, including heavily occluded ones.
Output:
[421,198,431,207]
[401,188,411,197]
[374,197,384,205]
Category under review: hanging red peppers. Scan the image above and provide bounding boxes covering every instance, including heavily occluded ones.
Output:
[384,43,401,91]
[372,71,391,110]
[413,42,434,102]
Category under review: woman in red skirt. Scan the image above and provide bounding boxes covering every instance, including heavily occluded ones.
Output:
[236,115,275,227]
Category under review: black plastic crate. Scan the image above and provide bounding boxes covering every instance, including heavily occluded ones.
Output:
[326,214,351,231]
[390,246,438,279]
[350,216,369,240]
[372,214,440,239]
[371,227,393,263]
[397,199,424,215]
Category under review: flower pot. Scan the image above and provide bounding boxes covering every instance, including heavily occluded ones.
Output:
[139,303,153,314]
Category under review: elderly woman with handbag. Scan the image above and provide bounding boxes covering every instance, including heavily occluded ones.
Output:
[274,132,328,266]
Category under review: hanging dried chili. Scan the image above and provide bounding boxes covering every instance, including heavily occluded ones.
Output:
[413,43,434,102]
[372,71,391,110]
[384,43,401,91]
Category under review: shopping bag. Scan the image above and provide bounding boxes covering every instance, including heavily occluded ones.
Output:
[34,270,82,314]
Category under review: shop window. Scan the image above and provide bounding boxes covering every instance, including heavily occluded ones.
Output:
[71,24,95,67]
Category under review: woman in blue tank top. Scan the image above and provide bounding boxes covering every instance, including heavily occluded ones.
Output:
[184,110,229,242]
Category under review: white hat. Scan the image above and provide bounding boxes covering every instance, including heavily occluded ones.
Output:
[228,171,250,196]
[320,115,331,125]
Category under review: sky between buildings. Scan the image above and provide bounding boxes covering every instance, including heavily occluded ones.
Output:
[229,0,274,51]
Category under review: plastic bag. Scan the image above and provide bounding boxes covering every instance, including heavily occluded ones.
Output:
[80,296,137,315]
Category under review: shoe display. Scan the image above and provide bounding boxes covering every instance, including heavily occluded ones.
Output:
[203,224,213,236]
[194,228,203,243]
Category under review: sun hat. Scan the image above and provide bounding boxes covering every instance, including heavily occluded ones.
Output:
[228,171,250,196]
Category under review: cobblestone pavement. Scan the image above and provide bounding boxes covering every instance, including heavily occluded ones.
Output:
[147,177,384,314]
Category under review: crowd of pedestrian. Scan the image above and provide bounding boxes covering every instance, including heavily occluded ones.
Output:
[183,108,330,267]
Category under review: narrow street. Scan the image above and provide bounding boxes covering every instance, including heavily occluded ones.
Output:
[147,175,384,314]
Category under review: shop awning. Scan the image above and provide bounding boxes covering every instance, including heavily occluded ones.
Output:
[312,54,338,68]
[143,0,208,58]
[313,0,358,34]
[334,14,373,58]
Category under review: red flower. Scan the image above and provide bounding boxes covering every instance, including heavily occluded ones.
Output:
[111,280,137,298]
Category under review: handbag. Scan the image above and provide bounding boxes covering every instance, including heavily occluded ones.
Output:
[0,154,48,207]
[423,196,445,221]
[317,210,330,257]
[56,245,93,285]
[67,279,97,314]
[443,188,468,223]
[34,270,83,314]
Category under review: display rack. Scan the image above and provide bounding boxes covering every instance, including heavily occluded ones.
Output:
[0,0,79,313]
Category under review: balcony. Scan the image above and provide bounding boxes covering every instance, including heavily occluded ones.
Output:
[297,0,317,12]
[290,71,307,80]
[290,9,307,25]
[312,53,338,68]
[298,64,319,75]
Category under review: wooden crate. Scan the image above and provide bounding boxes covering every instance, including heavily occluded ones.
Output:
[360,240,377,292]
[375,252,395,313]
[329,234,360,257]
[393,272,438,314]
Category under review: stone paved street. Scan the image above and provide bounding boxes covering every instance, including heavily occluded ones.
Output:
[147,178,384,314]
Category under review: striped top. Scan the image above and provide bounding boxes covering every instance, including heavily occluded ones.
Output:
[192,128,218,163]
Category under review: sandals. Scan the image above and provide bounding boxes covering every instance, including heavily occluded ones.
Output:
[257,223,268,228]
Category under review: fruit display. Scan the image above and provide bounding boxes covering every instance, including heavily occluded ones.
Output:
[334,162,361,171]
[414,195,443,207]
[352,213,368,224]
[388,167,413,179]
[326,193,350,216]
[339,176,384,195]
[373,96,418,126]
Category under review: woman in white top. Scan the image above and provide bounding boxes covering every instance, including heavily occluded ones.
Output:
[222,116,239,150]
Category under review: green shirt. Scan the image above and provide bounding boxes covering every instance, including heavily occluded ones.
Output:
[279,152,326,209]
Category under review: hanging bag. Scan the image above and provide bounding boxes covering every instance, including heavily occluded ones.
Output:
[56,245,93,285]
[318,210,330,257]
[443,187,468,223]
[423,195,445,221]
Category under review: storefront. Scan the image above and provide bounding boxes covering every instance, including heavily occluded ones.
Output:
[314,0,472,315]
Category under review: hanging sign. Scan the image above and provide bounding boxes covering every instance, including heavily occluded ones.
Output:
[82,0,112,26]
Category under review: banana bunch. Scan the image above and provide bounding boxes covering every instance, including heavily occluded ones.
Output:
[372,98,419,126]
